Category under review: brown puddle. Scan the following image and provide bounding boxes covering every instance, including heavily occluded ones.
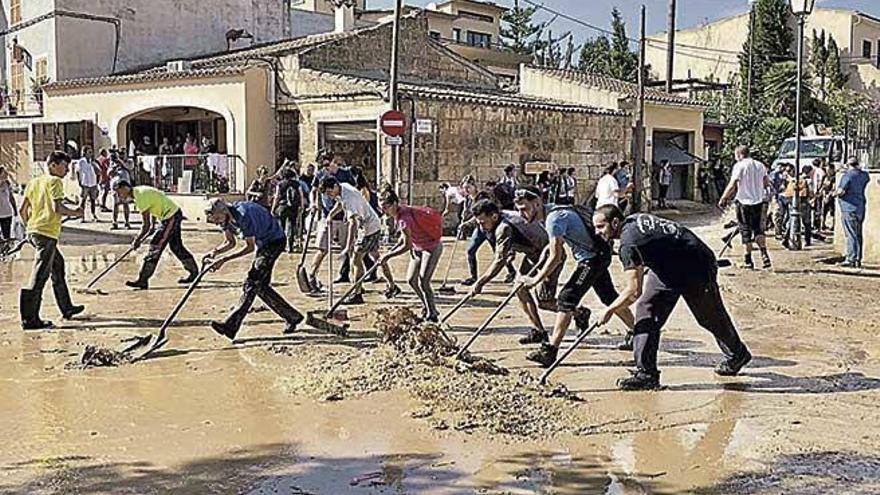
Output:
[1,224,880,493]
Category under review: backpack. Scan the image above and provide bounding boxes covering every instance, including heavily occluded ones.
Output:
[408,205,443,241]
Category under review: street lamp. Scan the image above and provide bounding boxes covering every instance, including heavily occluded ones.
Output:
[788,0,815,250]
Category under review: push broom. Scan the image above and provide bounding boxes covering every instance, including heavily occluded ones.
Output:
[305,224,350,336]
[437,232,461,295]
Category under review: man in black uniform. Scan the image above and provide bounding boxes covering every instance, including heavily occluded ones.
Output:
[467,199,560,344]
[593,205,752,390]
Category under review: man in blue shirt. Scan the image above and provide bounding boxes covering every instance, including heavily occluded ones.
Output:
[204,199,303,340]
[515,186,635,367]
[837,157,871,268]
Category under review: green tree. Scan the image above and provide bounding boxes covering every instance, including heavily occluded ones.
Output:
[500,0,546,58]
[578,35,612,75]
[825,36,848,91]
[810,29,829,99]
[608,8,638,81]
[739,0,794,100]
[752,116,795,162]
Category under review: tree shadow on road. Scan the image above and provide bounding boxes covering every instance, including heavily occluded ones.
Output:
[666,371,880,395]
[694,451,880,494]
[0,443,663,494]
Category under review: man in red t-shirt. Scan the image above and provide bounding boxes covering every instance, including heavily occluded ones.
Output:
[376,188,443,322]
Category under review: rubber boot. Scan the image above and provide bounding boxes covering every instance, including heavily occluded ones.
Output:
[177,258,199,284]
[127,260,158,289]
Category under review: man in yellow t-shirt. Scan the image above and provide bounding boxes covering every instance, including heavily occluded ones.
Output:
[19,151,84,330]
[113,181,198,289]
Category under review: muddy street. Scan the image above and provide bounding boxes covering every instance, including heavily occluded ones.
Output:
[1,215,879,494]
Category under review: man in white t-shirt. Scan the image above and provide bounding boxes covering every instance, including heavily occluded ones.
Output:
[719,144,772,269]
[595,163,625,208]
[320,176,382,304]
[440,182,468,233]
[75,146,100,222]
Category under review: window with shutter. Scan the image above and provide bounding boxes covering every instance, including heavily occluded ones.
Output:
[10,0,21,25]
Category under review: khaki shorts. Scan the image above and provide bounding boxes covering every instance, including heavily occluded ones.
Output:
[316,219,348,251]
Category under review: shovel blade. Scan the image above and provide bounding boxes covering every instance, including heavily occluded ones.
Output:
[120,334,153,354]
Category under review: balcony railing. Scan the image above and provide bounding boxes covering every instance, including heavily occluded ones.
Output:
[1,91,44,117]
[133,154,241,194]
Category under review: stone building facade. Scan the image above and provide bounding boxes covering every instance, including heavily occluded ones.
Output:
[39,12,634,218]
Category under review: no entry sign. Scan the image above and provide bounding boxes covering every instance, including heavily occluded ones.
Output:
[380,110,407,138]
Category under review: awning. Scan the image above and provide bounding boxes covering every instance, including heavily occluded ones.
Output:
[653,141,695,166]
[322,122,377,141]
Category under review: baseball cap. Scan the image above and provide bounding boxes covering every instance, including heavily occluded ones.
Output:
[204,197,229,217]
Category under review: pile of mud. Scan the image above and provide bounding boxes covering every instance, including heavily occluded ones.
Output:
[276,307,586,438]
[74,345,132,368]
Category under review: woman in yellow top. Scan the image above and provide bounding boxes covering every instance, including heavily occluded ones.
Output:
[19,151,84,330]
[113,181,198,289]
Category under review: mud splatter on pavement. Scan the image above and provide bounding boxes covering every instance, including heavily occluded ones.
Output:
[74,345,132,368]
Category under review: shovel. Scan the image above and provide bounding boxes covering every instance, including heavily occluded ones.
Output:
[305,261,381,337]
[80,246,137,292]
[127,263,212,362]
[437,232,461,295]
[440,292,473,325]
[539,322,600,384]
[296,213,319,294]
[716,226,739,269]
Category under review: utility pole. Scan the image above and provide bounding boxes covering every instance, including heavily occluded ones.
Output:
[790,13,807,251]
[747,1,756,112]
[633,5,647,212]
[665,0,676,93]
[389,0,403,193]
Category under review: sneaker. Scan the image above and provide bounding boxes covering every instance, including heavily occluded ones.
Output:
[62,305,85,320]
[617,370,661,391]
[525,343,558,368]
[573,307,592,333]
[283,312,305,334]
[839,260,856,268]
[617,332,634,351]
[341,293,365,305]
[742,255,754,270]
[715,349,752,376]
[309,276,324,292]
[518,328,549,345]
[383,284,402,299]
[22,319,55,331]
[210,321,238,341]
[334,275,351,284]
[461,277,476,287]
[177,272,198,284]
[504,272,516,284]
[125,280,148,290]
[762,255,772,269]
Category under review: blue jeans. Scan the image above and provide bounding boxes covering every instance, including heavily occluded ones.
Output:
[842,210,864,263]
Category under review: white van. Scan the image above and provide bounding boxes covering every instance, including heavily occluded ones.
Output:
[772,135,845,170]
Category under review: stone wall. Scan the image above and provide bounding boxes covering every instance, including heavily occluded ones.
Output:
[298,14,498,90]
[404,98,633,212]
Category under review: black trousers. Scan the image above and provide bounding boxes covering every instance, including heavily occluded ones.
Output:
[223,238,302,332]
[275,204,299,252]
[20,233,75,323]
[0,216,11,240]
[632,270,747,375]
[138,210,197,282]
[556,256,617,313]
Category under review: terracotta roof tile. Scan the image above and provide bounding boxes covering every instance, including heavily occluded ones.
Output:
[44,65,248,91]
[299,69,626,115]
